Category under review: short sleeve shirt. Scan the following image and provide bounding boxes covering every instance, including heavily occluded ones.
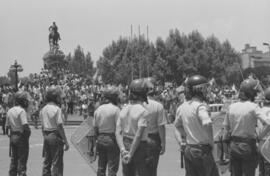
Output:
[117,104,149,141]
[223,101,270,138]
[6,106,28,132]
[257,106,270,140]
[174,100,213,145]
[40,103,63,131]
[93,103,120,133]
[143,99,167,133]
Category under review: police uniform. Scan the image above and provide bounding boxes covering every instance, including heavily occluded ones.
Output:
[117,103,150,176]
[257,105,270,176]
[174,75,219,176]
[175,99,219,176]
[6,105,30,176]
[223,79,270,176]
[93,103,120,176]
[143,98,167,176]
[40,102,65,176]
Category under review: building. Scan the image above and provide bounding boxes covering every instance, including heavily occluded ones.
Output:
[241,44,270,69]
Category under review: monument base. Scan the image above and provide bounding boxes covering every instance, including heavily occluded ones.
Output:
[43,49,66,70]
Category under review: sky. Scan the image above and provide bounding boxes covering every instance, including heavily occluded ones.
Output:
[0,0,269,76]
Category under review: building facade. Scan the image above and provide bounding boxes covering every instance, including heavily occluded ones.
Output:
[241,44,270,69]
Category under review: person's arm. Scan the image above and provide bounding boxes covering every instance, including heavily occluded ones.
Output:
[158,105,167,155]
[56,108,69,151]
[255,107,270,140]
[115,115,127,157]
[174,107,186,145]
[5,112,10,136]
[197,105,213,146]
[20,110,31,139]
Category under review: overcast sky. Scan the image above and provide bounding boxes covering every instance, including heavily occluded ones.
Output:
[0,0,269,76]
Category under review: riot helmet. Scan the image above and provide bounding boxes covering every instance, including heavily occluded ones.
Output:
[185,75,210,101]
[239,79,261,101]
[102,86,119,105]
[129,79,149,103]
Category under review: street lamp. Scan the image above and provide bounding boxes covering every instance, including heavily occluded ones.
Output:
[9,60,23,91]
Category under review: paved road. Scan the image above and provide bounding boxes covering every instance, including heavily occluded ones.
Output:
[0,122,232,176]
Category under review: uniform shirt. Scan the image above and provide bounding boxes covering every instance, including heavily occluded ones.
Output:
[6,106,28,132]
[174,100,213,145]
[40,103,63,131]
[223,101,270,139]
[117,104,149,141]
[143,98,167,134]
[257,106,270,141]
[93,103,120,134]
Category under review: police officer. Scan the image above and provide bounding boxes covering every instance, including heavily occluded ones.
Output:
[116,79,151,176]
[93,87,120,176]
[256,87,270,176]
[174,75,219,176]
[223,79,270,176]
[143,78,167,176]
[5,91,31,176]
[40,87,69,176]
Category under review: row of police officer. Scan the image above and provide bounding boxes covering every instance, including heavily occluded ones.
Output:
[93,78,167,176]
[5,87,69,176]
[174,75,270,176]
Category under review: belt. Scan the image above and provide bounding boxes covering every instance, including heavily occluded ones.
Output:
[11,131,22,135]
[44,130,57,135]
[231,136,256,144]
[123,136,147,143]
[187,143,211,148]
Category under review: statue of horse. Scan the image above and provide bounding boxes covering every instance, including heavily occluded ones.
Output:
[48,29,61,51]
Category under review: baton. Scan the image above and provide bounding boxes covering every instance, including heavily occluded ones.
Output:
[180,150,184,168]
[9,136,11,157]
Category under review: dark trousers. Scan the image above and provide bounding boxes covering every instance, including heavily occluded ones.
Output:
[184,144,219,176]
[229,137,258,176]
[2,116,6,134]
[42,131,64,176]
[96,134,120,176]
[147,133,161,176]
[9,133,29,176]
[259,153,270,176]
[67,102,73,114]
[122,137,151,176]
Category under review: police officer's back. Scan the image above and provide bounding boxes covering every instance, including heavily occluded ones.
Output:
[93,87,120,176]
[6,91,31,176]
[223,79,270,176]
[174,75,219,176]
[116,79,151,176]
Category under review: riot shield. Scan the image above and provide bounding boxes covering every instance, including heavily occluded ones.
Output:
[261,135,270,163]
[70,117,97,173]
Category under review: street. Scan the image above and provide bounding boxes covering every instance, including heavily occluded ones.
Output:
[0,119,231,176]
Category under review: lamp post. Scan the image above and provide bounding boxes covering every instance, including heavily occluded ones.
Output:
[9,60,23,91]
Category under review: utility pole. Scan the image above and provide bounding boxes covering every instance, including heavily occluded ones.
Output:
[147,25,149,42]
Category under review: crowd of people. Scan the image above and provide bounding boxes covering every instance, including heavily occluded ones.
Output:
[4,70,268,176]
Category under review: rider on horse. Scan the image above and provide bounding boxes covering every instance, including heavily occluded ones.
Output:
[48,22,61,49]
